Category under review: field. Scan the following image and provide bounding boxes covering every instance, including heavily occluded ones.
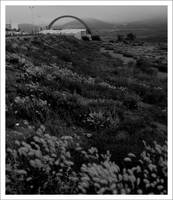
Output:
[6,34,167,194]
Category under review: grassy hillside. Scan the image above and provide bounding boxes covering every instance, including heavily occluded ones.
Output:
[6,35,167,194]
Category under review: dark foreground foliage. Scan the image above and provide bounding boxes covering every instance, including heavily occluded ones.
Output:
[6,126,167,194]
[6,35,167,194]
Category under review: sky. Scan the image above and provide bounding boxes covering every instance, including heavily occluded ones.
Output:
[6,6,167,28]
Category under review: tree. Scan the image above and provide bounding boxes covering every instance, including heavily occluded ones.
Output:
[82,36,90,41]
[126,33,136,41]
[91,35,101,41]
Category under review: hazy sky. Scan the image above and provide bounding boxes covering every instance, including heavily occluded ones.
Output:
[6,6,167,27]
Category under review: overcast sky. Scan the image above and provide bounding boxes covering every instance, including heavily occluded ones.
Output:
[6,6,167,27]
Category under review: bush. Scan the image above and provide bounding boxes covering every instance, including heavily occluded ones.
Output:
[78,141,167,194]
[91,35,101,41]
[13,96,48,122]
[82,110,120,131]
[82,36,90,41]
[6,126,167,194]
[6,125,78,194]
[126,33,136,41]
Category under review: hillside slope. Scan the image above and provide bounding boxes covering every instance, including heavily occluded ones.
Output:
[6,35,167,194]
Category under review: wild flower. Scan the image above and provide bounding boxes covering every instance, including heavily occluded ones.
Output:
[6,125,167,194]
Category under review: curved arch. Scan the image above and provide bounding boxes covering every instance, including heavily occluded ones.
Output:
[48,15,92,35]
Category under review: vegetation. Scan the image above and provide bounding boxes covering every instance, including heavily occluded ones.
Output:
[116,33,136,43]
[6,126,167,194]
[6,34,167,194]
[91,35,101,41]
[126,33,136,41]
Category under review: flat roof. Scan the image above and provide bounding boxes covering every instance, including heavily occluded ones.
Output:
[40,29,86,34]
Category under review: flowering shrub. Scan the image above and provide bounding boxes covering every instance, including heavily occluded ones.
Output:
[13,96,48,122]
[82,111,119,130]
[138,141,167,194]
[6,125,77,194]
[6,126,167,194]
[78,141,167,194]
[78,151,122,194]
[82,111,108,130]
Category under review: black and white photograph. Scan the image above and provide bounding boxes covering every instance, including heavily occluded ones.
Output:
[1,0,172,199]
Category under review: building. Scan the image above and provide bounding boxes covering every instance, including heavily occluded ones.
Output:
[39,29,90,40]
[6,23,29,36]
[6,29,22,36]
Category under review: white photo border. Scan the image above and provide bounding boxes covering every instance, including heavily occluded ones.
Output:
[1,1,172,200]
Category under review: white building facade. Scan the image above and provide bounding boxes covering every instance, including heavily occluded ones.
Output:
[39,29,90,40]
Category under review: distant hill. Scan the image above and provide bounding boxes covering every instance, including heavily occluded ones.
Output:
[19,17,166,42]
[53,18,115,31]
[119,17,167,30]
[54,17,167,31]
[113,17,167,42]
